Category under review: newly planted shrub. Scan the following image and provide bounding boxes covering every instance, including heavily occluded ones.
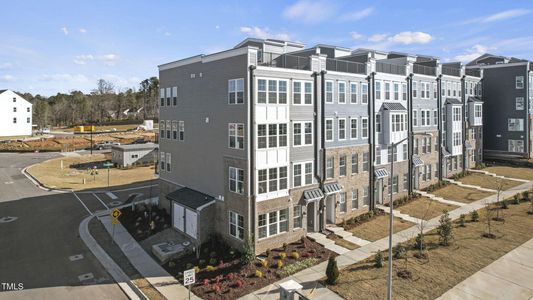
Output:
[459,214,466,227]
[277,259,284,269]
[514,194,521,205]
[471,210,480,222]
[415,233,425,250]
[234,280,244,288]
[291,251,300,259]
[202,279,209,286]
[325,256,339,285]
[242,234,255,265]
[261,259,268,267]
[255,270,263,278]
[501,200,509,209]
[375,250,384,268]
[393,244,406,259]
[206,265,216,272]
[437,211,453,246]
[279,252,287,259]
[209,258,217,265]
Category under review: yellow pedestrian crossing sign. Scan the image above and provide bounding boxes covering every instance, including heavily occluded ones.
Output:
[112,208,121,219]
[111,218,119,225]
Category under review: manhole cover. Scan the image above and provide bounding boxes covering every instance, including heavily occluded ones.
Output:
[109,201,122,206]
[69,254,84,261]
[0,216,18,223]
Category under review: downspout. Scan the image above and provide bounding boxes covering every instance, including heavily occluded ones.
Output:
[461,75,467,171]
[436,75,443,181]
[248,65,256,249]
[407,74,414,194]
[527,68,531,159]
[367,72,376,211]
[319,70,327,232]
[312,71,320,183]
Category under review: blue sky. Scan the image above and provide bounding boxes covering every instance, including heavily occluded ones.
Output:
[1,0,532,96]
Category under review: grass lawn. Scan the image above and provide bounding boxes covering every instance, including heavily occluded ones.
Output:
[397,197,458,220]
[432,184,494,203]
[27,153,156,190]
[485,165,533,181]
[327,234,359,250]
[346,214,415,242]
[459,173,523,190]
[327,201,533,300]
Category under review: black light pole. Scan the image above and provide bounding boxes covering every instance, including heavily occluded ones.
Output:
[90,110,94,155]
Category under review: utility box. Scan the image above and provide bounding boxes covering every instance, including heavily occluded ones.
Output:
[279,280,303,300]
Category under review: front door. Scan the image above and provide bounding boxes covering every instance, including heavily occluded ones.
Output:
[172,203,185,232]
[307,202,316,232]
[326,195,336,224]
[374,179,383,205]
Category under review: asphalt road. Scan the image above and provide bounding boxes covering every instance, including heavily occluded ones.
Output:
[0,152,156,299]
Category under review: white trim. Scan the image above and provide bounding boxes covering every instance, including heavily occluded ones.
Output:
[338,118,347,140]
[255,66,313,75]
[325,118,334,142]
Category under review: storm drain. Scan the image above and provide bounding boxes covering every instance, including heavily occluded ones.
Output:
[69,254,84,261]
[78,273,94,282]
[0,216,18,223]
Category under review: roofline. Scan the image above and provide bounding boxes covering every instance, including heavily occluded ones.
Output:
[233,37,305,49]
[158,46,254,71]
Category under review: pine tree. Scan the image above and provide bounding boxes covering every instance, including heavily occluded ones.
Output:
[326,256,339,285]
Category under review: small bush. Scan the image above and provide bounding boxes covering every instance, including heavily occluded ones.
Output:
[209,258,217,265]
[501,200,509,209]
[279,252,287,259]
[291,251,300,259]
[277,259,284,269]
[522,191,530,201]
[212,284,221,294]
[206,265,216,272]
[277,258,319,277]
[513,194,520,205]
[459,214,466,227]
[265,249,271,256]
[185,263,193,269]
[326,256,339,285]
[202,279,209,286]
[168,260,176,268]
[261,259,268,267]
[242,234,255,265]
[393,244,406,259]
[194,266,200,273]
[198,259,206,267]
[471,210,480,222]
[255,270,263,278]
[226,273,235,281]
[375,250,384,268]
[415,233,425,250]
[282,242,288,249]
[437,211,453,246]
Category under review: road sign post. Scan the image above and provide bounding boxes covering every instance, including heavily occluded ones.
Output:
[183,268,195,300]
[111,208,121,245]
[103,161,113,189]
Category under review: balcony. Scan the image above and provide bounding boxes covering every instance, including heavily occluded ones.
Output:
[376,62,406,75]
[442,66,461,77]
[326,58,366,74]
[413,64,436,76]
[465,68,481,77]
[259,52,311,70]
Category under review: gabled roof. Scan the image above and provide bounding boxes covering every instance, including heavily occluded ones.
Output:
[445,98,462,105]
[166,187,215,211]
[381,103,407,111]
[0,89,7,94]
[467,96,482,103]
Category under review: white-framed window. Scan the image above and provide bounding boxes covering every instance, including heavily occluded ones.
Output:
[179,121,185,140]
[160,88,165,107]
[433,110,438,126]
[394,82,399,100]
[447,82,451,96]
[350,82,358,103]
[159,121,165,139]
[391,113,406,132]
[257,166,288,194]
[453,107,461,121]
[326,156,334,179]
[403,143,407,160]
[257,79,287,104]
[338,118,346,140]
[257,124,287,148]
[258,209,288,239]
[361,117,368,138]
[293,161,313,187]
[338,81,346,103]
[26,117,30,123]
[351,189,358,210]
[385,82,391,100]
[27,107,30,112]
[475,104,482,118]
[172,121,178,140]
[293,121,312,146]
[376,146,382,165]
[375,114,381,133]
[351,153,358,174]
[13,107,16,112]
[508,139,525,153]
[293,81,312,105]
[229,211,244,240]
[339,192,347,212]
[339,155,346,176]
[402,83,407,100]
[453,132,462,146]
[229,167,244,194]
[166,87,171,106]
[228,123,244,149]
[420,82,426,99]
[433,82,437,98]
[172,86,178,105]
[441,81,446,96]
[516,97,525,110]
[413,110,418,127]
[166,153,171,172]
[363,152,369,171]
[325,81,333,103]
[325,118,334,141]
[392,175,398,194]
[160,151,165,171]
[421,110,431,126]
[516,76,525,89]
[350,118,358,139]
[166,120,171,139]
[293,205,302,228]
[412,81,418,98]
[508,118,524,131]
[12,97,16,103]
[403,173,408,191]
[375,81,382,100]
[362,83,368,104]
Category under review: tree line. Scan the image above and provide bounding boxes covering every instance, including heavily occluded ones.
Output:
[20,77,159,128]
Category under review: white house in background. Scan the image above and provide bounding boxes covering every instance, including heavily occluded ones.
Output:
[0,90,32,137]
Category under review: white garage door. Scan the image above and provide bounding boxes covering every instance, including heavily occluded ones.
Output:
[172,203,184,232]
[185,209,197,239]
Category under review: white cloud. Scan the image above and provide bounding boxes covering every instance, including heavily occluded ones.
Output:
[60,27,69,35]
[453,44,490,62]
[389,31,433,45]
[340,7,374,21]
[464,9,531,24]
[0,62,13,70]
[0,75,14,81]
[73,54,94,65]
[215,25,220,30]
[283,0,336,24]
[368,33,388,42]
[79,28,87,34]
[73,54,119,66]
[164,32,171,36]
[350,32,364,40]
[240,26,291,41]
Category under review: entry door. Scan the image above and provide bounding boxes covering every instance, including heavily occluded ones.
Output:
[375,180,383,205]
[326,195,336,224]
[172,203,184,232]
[414,168,420,190]
[307,202,315,232]
[185,209,197,239]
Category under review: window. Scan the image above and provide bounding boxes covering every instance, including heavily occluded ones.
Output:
[413,110,418,127]
[160,88,165,106]
[172,121,177,139]
[160,151,165,171]
[375,114,381,133]
[453,107,461,122]
[402,83,407,100]
[392,175,398,194]
[258,79,287,104]
[339,192,347,212]
[428,164,432,180]
[326,157,334,179]
[447,82,451,96]
[453,132,462,146]
[421,110,430,126]
[166,87,171,106]
[394,83,399,100]
[516,76,524,89]
[508,118,524,131]
[422,138,427,153]
[363,186,369,206]
[304,82,312,104]
[412,81,418,98]
[257,166,287,194]
[229,123,244,149]
[229,167,244,194]
[376,146,382,165]
[391,113,406,132]
[361,117,368,138]
[350,83,358,103]
[339,155,346,176]
[441,82,446,96]
[403,143,407,160]
[516,97,525,110]
[375,81,382,100]
[166,153,171,172]
[338,82,346,103]
[385,82,391,100]
[12,117,17,124]
[258,79,267,103]
[420,82,425,99]
[362,83,368,104]
[258,209,288,239]
[293,122,312,146]
[293,206,302,228]
[351,189,358,210]
[433,82,437,98]
[428,137,432,153]
[293,82,301,104]
[279,81,287,104]
[160,120,165,139]
[475,104,482,118]
[433,110,438,126]
[268,80,277,103]
[131,154,139,159]
[166,121,171,139]
[414,138,419,155]
[26,117,30,123]
[508,139,525,153]
[350,118,358,139]
[293,162,312,187]
[338,118,346,140]
[326,81,333,103]
[229,211,244,240]
[363,152,369,172]
[27,107,30,112]
[351,153,358,174]
[293,81,312,105]
[13,107,16,112]
[12,97,16,103]
[258,124,287,148]
[325,119,333,141]
[179,121,185,140]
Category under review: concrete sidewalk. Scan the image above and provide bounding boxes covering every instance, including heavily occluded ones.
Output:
[438,238,533,300]
[99,215,200,300]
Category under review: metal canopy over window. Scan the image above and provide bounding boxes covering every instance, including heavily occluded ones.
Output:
[374,168,390,179]
[381,102,407,111]
[412,155,424,167]
[445,98,462,105]
[323,183,342,195]
[303,188,324,203]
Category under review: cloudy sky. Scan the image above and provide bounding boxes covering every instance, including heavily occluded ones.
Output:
[1,0,532,96]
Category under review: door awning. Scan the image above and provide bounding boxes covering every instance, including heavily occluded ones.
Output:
[303,188,324,203]
[374,168,390,179]
[412,155,424,167]
[323,183,342,195]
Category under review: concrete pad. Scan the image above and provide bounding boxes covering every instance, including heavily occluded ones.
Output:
[437,287,482,300]
[452,270,532,300]
[310,261,328,274]
[522,238,533,250]
[325,243,350,254]
[482,259,533,290]
[343,249,372,262]
[344,235,370,246]
[335,254,357,268]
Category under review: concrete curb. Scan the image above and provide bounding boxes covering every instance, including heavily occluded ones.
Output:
[79,214,147,300]
[21,165,71,193]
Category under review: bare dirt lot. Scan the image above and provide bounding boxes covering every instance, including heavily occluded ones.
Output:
[27,153,156,190]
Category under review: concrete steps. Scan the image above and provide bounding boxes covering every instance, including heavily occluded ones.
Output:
[325,225,371,246]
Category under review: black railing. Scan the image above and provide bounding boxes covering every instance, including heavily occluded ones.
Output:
[442,66,461,77]
[376,62,406,75]
[325,58,366,74]
[413,64,436,76]
[465,68,481,77]
[259,52,311,70]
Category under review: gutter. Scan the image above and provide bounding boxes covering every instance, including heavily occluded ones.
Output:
[319,70,327,232]
[407,73,414,194]
[436,74,443,181]
[367,72,376,210]
[248,65,256,248]
[461,75,467,170]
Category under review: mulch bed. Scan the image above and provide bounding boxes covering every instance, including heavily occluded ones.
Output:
[120,202,171,241]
